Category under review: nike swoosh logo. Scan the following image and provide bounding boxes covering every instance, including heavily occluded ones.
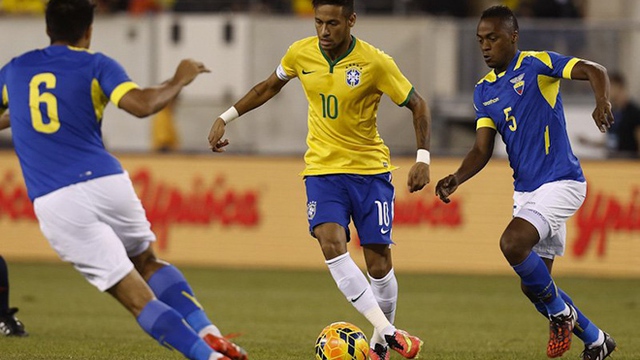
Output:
[302,69,315,75]
[381,228,390,235]
[350,289,367,303]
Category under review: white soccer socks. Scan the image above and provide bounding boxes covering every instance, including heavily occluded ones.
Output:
[368,268,398,346]
[326,253,395,338]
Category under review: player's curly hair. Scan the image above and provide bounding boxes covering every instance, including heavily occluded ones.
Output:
[312,0,355,16]
[481,5,519,32]
[46,0,95,45]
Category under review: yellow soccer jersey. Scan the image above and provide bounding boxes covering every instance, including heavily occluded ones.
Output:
[276,36,414,176]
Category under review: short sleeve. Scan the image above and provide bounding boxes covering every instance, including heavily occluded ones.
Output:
[279,45,298,80]
[531,51,581,80]
[94,53,139,107]
[474,84,496,130]
[375,52,413,106]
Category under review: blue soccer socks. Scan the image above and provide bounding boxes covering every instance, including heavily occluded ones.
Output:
[512,252,567,315]
[147,265,214,334]
[137,299,215,360]
[521,258,603,347]
[558,289,601,345]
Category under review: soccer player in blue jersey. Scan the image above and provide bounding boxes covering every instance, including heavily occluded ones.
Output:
[0,1,247,359]
[435,5,616,360]
[208,1,429,359]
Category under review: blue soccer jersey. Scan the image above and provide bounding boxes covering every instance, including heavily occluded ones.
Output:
[0,45,138,200]
[474,50,585,192]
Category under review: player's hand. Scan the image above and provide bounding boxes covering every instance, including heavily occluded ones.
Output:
[407,162,430,193]
[173,59,210,86]
[592,98,614,133]
[435,174,459,204]
[208,117,230,152]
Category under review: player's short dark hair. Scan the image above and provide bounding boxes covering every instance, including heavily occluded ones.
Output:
[481,5,519,32]
[46,0,95,44]
[312,0,355,17]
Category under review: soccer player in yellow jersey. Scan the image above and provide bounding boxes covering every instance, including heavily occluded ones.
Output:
[208,1,430,359]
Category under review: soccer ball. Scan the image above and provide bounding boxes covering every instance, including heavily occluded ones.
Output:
[315,321,369,360]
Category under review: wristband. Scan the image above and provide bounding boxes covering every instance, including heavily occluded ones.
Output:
[416,149,430,165]
[219,106,239,124]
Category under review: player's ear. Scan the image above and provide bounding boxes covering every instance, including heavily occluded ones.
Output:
[511,30,519,44]
[348,13,356,27]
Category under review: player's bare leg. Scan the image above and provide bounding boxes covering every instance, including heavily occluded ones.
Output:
[106,270,154,317]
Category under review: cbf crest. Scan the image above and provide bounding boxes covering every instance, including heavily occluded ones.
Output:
[510,73,525,95]
[307,201,317,220]
[345,63,363,88]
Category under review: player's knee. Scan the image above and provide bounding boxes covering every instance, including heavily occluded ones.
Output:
[499,233,527,263]
[130,249,164,280]
[319,242,346,260]
[367,263,390,279]
[365,254,392,279]
[317,237,347,261]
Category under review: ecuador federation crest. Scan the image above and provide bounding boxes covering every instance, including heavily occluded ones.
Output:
[345,64,363,88]
[510,73,525,95]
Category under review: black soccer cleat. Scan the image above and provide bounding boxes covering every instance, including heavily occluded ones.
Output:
[0,307,28,337]
[369,343,390,360]
[581,332,616,360]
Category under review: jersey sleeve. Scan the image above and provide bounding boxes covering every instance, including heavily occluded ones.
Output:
[277,44,298,81]
[474,84,496,130]
[531,51,581,80]
[94,53,139,107]
[375,51,413,106]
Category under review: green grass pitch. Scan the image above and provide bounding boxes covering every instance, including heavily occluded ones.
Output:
[1,262,638,359]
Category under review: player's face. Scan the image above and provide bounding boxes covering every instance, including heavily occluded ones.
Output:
[476,17,518,73]
[314,5,355,58]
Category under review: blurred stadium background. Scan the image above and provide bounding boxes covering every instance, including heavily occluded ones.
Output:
[0,1,639,358]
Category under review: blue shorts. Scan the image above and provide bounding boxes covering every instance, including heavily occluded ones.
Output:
[304,173,395,245]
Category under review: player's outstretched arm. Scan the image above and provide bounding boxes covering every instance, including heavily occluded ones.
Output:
[435,127,496,203]
[208,71,288,152]
[570,60,614,133]
[0,109,9,131]
[119,59,210,118]
[405,91,431,193]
